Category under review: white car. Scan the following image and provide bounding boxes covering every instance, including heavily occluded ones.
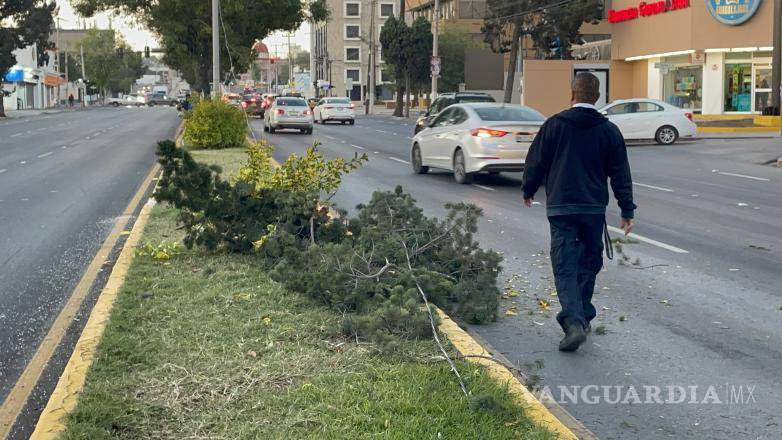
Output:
[599,98,697,145]
[264,97,313,134]
[313,97,355,125]
[411,103,546,184]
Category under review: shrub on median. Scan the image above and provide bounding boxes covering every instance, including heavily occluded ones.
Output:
[183,99,246,149]
[154,140,502,346]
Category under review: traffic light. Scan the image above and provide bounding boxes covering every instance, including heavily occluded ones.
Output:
[144,46,150,58]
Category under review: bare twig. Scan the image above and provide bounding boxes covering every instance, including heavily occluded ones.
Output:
[402,242,469,397]
[626,264,669,270]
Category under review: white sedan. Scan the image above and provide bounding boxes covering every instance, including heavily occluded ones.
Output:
[313,97,355,125]
[264,97,313,134]
[411,103,546,184]
[600,98,697,145]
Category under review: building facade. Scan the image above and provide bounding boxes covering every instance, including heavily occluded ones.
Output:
[311,0,397,100]
[2,44,62,111]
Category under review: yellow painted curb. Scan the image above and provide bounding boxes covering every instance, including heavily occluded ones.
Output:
[697,126,780,133]
[30,198,157,440]
[435,309,579,439]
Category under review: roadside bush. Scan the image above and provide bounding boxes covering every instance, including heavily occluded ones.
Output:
[183,99,246,149]
[154,141,502,346]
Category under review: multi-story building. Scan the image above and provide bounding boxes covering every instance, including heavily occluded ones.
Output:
[311,0,398,101]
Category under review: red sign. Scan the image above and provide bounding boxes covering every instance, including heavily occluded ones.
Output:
[609,0,690,23]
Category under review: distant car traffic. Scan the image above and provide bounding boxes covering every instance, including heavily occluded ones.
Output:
[313,97,355,125]
[411,103,545,184]
[259,93,278,118]
[145,92,177,107]
[242,93,263,117]
[414,92,496,134]
[221,93,244,110]
[264,97,313,134]
[107,95,144,107]
[599,98,697,145]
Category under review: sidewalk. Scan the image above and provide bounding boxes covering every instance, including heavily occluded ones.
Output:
[1,105,101,119]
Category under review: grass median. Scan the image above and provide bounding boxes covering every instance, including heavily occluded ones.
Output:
[60,150,556,439]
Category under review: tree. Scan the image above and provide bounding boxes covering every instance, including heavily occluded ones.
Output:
[530,0,602,60]
[81,29,120,101]
[438,24,486,93]
[0,0,55,117]
[483,0,534,103]
[73,0,329,94]
[109,45,144,94]
[403,17,432,116]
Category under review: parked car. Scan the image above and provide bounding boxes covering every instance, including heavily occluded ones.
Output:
[146,92,177,107]
[221,93,244,110]
[313,97,355,125]
[411,103,545,184]
[259,93,278,118]
[264,97,313,134]
[414,92,496,134]
[242,93,263,117]
[107,95,144,107]
[599,98,697,145]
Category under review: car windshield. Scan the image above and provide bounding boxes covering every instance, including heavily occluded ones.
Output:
[457,96,495,103]
[277,98,307,107]
[327,98,350,104]
[474,106,546,122]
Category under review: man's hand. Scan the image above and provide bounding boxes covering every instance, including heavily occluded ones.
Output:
[524,197,533,208]
[620,218,634,235]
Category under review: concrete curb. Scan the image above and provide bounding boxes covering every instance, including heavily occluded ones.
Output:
[435,309,585,439]
[697,126,780,133]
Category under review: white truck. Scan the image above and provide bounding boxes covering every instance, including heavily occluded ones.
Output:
[107,94,145,107]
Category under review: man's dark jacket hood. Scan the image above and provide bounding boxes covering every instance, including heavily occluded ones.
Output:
[522,107,636,219]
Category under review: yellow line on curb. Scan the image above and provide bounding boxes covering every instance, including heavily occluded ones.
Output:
[435,309,579,440]
[0,164,160,440]
[30,197,157,439]
[697,126,780,133]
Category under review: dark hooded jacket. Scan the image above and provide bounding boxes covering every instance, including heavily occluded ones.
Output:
[522,106,636,219]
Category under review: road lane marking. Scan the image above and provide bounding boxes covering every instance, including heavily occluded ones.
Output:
[351,144,365,150]
[634,182,674,192]
[473,184,496,192]
[0,164,161,439]
[713,170,770,182]
[388,157,410,165]
[606,226,689,254]
[324,135,335,140]
[37,152,53,158]
[0,169,6,174]
[11,133,22,137]
[375,129,388,133]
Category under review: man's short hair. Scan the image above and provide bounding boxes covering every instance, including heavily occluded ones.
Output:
[572,72,601,105]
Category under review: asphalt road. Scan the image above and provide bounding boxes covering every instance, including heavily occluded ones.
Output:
[251,115,782,440]
[0,107,179,404]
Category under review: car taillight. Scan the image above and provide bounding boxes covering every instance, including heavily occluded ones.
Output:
[304,109,312,115]
[261,102,268,108]
[241,102,248,108]
[349,103,355,109]
[250,98,256,103]
[684,112,693,121]
[276,108,285,115]
[471,128,509,138]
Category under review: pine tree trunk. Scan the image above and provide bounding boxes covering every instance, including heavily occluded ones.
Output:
[404,74,410,118]
[394,68,404,117]
[503,24,523,104]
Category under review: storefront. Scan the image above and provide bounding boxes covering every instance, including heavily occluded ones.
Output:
[609,0,776,115]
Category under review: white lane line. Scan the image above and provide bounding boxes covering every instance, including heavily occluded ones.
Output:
[351,144,365,150]
[0,169,7,174]
[473,184,496,192]
[375,129,388,133]
[388,157,410,165]
[713,171,770,182]
[11,133,22,137]
[61,145,67,149]
[634,182,674,192]
[37,152,53,158]
[324,135,335,140]
[607,226,689,254]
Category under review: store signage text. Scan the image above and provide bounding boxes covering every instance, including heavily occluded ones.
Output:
[608,0,691,23]
[706,0,762,26]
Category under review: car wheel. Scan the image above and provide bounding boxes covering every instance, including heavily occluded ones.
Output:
[411,144,429,174]
[263,123,268,132]
[655,125,678,145]
[149,101,156,107]
[306,127,313,135]
[269,125,276,134]
[349,119,355,126]
[453,149,474,184]
[112,102,119,107]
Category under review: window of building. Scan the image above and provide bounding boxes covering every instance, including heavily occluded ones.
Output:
[346,68,361,83]
[344,2,360,17]
[379,68,391,83]
[661,57,702,112]
[755,66,772,113]
[345,47,360,62]
[724,63,752,112]
[345,24,360,40]
[379,3,395,18]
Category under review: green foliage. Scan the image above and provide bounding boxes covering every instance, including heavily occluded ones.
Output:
[73,0,329,93]
[80,29,143,97]
[405,17,433,92]
[380,15,433,114]
[135,240,181,261]
[184,100,247,149]
[155,143,502,347]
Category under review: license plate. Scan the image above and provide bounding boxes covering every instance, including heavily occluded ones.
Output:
[289,111,299,116]
[516,133,535,143]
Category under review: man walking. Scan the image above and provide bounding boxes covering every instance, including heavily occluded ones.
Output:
[68,93,74,107]
[522,72,636,352]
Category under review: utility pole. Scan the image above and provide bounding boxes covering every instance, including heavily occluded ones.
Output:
[80,44,87,107]
[431,0,440,100]
[772,0,781,134]
[367,0,376,115]
[212,0,221,98]
[56,17,61,106]
[287,33,294,90]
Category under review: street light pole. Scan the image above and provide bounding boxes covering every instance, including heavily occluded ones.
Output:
[772,0,781,134]
[368,0,376,115]
[212,0,221,98]
[430,0,440,101]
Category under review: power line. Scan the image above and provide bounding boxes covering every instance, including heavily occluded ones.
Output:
[487,0,579,22]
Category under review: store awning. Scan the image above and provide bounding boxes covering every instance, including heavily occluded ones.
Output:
[3,69,24,82]
[44,73,64,86]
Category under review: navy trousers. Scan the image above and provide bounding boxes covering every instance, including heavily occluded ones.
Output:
[548,214,605,331]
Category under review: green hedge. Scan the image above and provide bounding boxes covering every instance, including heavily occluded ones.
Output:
[184,100,246,149]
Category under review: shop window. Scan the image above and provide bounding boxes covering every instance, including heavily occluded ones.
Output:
[663,65,702,111]
[724,64,752,112]
[755,66,772,113]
